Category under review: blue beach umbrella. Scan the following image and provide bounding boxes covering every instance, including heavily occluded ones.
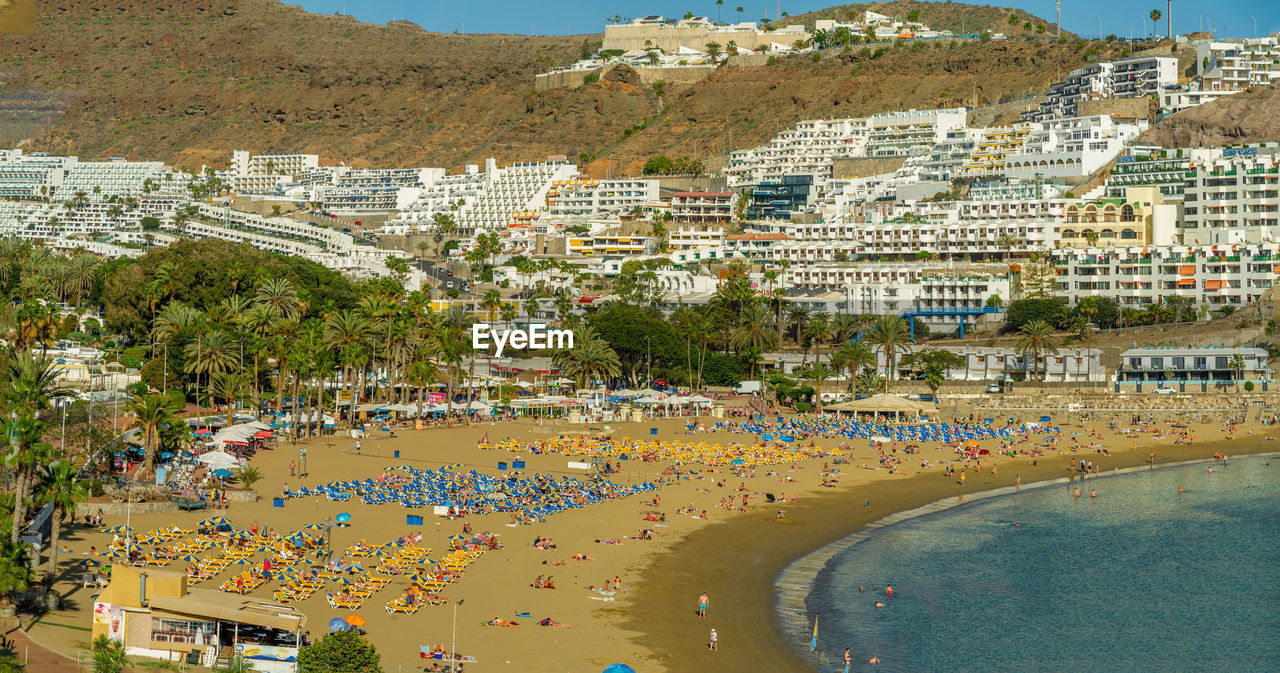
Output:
[602,665,636,673]
[304,523,325,530]
[335,513,352,523]
[328,618,350,632]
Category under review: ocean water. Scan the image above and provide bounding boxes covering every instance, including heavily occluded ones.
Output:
[802,454,1280,673]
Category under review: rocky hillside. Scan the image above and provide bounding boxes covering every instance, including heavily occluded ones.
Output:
[1,0,1090,174]
[1136,87,1280,149]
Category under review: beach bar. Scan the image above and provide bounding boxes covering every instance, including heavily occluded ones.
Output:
[91,566,307,672]
[823,394,939,422]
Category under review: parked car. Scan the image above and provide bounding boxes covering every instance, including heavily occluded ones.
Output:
[986,383,1003,394]
[1153,386,1177,394]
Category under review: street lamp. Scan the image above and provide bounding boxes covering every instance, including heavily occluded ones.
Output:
[451,599,465,667]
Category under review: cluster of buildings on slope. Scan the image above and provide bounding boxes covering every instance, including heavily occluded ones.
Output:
[540,11,967,84]
[0,149,410,281]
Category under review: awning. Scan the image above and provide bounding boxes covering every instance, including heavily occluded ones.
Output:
[1179,265,1196,275]
[1177,279,1195,286]
[150,592,307,632]
[1204,280,1223,290]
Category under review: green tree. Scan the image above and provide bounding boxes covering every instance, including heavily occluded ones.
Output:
[236,466,263,492]
[127,393,183,468]
[0,539,33,611]
[91,635,128,673]
[297,630,383,673]
[36,461,87,580]
[1228,354,1246,392]
[1015,319,1060,381]
[866,316,912,391]
[1149,8,1162,38]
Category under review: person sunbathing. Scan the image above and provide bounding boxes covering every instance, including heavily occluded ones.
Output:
[538,618,570,627]
[571,553,594,561]
[483,617,518,627]
[532,575,544,588]
[542,576,556,589]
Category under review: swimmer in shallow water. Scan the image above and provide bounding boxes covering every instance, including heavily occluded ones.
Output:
[874,601,885,608]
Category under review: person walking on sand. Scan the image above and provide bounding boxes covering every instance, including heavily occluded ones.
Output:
[844,648,852,673]
[708,628,717,651]
[698,592,709,618]
[355,440,361,455]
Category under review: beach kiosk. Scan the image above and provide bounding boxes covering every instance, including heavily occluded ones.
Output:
[91,566,306,672]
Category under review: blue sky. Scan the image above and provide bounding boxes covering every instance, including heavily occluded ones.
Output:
[298,1,1277,39]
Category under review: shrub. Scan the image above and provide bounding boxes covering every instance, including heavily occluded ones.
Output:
[766,55,777,65]
[1244,381,1255,392]
[581,73,598,86]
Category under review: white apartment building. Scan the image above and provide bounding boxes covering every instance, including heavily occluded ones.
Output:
[1159,85,1242,116]
[602,15,809,54]
[1196,36,1280,91]
[0,151,76,199]
[1053,243,1278,308]
[865,108,967,158]
[725,118,870,187]
[388,158,577,235]
[1180,150,1280,245]
[232,151,320,177]
[56,160,165,200]
[960,126,1032,177]
[545,178,659,217]
[565,234,655,256]
[1024,56,1176,121]
[666,227,725,251]
[310,167,441,214]
[1005,115,1146,180]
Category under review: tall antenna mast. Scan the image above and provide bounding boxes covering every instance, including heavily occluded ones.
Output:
[1167,0,1172,40]
[1056,0,1062,38]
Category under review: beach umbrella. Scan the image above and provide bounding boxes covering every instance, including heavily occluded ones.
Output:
[160,452,175,460]
[335,576,354,585]
[335,513,352,523]
[344,615,367,626]
[80,559,99,567]
[601,665,636,673]
[103,525,132,535]
[194,429,213,436]
[230,530,254,540]
[962,440,980,448]
[328,618,351,633]
[304,523,325,530]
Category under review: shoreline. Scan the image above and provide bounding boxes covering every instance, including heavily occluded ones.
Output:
[774,449,1280,667]
[622,436,1278,672]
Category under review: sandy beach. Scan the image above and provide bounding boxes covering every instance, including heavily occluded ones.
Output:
[26,406,1280,672]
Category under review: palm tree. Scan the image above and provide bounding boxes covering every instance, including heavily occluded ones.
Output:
[432,212,456,259]
[323,309,372,426]
[128,393,182,468]
[5,416,49,544]
[730,304,779,381]
[1015,319,1059,382]
[867,316,912,391]
[1228,354,1246,392]
[786,306,810,348]
[803,312,832,365]
[254,277,301,319]
[184,328,239,409]
[831,340,874,394]
[806,362,835,410]
[210,371,251,426]
[481,289,502,323]
[0,539,33,610]
[434,327,467,419]
[1149,8,1162,38]
[997,232,1018,266]
[36,461,87,580]
[855,369,885,396]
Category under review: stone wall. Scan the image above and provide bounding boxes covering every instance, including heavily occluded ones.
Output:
[603,23,809,54]
[966,94,1046,127]
[535,64,716,92]
[1077,97,1153,121]
[832,156,907,179]
[74,490,257,517]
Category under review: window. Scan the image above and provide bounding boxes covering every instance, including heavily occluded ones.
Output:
[1215,356,1228,369]
[1172,357,1185,369]
[1151,357,1164,370]
[151,617,216,645]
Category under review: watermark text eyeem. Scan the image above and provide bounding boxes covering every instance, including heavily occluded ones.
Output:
[471,323,574,357]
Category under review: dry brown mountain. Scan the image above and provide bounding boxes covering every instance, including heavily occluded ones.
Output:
[1,0,1096,175]
[1136,87,1280,149]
